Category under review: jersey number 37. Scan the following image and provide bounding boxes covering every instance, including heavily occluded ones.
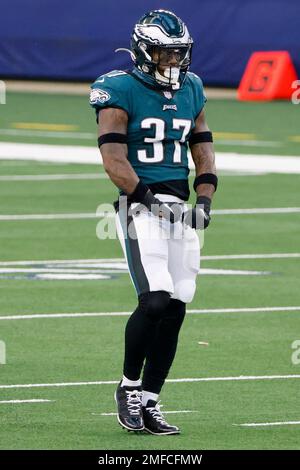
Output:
[138,118,192,164]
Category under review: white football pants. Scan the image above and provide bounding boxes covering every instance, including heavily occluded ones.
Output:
[116,194,200,303]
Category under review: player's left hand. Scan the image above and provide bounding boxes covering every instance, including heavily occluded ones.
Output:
[183,195,211,230]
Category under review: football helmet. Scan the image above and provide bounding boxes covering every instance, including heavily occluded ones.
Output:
[131,10,193,88]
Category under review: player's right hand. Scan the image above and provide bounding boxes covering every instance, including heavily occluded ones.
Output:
[144,192,180,223]
[130,181,181,223]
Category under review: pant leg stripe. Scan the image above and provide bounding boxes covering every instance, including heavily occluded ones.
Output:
[118,206,149,295]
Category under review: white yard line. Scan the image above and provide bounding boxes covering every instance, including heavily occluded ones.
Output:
[0,173,107,181]
[33,273,110,280]
[215,153,300,174]
[187,306,300,314]
[0,254,298,267]
[1,208,300,221]
[0,268,124,273]
[202,253,300,260]
[0,268,271,276]
[1,142,300,173]
[0,306,299,321]
[213,208,300,215]
[1,375,300,390]
[234,421,300,427]
[0,213,100,221]
[94,410,196,417]
[0,399,54,404]
[0,142,100,164]
[0,258,123,266]
[0,312,132,320]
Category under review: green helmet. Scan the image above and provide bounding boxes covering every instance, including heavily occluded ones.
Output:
[131,10,193,88]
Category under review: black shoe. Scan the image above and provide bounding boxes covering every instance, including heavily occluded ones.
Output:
[142,400,180,435]
[114,382,144,431]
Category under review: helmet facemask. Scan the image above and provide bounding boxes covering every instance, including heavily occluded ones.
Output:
[152,46,191,87]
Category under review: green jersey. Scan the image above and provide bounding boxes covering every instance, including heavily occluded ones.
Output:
[90,69,206,200]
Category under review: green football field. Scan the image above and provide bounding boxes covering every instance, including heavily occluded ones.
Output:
[0,90,300,450]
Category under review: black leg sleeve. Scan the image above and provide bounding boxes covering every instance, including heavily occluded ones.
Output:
[123,291,170,380]
[142,299,186,394]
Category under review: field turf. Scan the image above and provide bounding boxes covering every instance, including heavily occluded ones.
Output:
[0,91,299,449]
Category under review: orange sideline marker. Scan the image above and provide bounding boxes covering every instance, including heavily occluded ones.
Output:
[237,51,298,101]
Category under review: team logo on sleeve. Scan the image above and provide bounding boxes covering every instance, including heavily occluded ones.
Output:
[90,89,111,104]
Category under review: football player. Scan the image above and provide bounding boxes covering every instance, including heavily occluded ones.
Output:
[90,9,217,435]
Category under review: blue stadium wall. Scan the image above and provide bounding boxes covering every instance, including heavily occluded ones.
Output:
[0,0,299,86]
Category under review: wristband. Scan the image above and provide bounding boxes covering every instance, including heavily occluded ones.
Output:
[193,173,218,192]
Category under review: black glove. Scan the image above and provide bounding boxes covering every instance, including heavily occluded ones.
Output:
[130,181,181,223]
[183,195,211,230]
